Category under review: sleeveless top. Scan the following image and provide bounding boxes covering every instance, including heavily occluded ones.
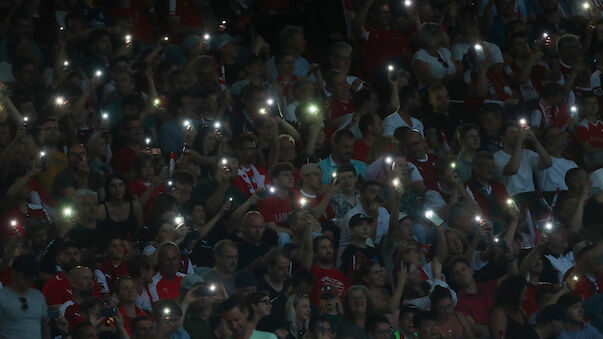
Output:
[103,201,138,242]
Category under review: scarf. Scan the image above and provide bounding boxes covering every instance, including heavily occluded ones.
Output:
[237,164,266,194]
[538,98,569,129]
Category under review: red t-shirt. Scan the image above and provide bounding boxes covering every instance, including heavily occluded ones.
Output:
[97,258,129,293]
[309,264,348,306]
[232,165,269,197]
[563,267,603,301]
[353,139,370,163]
[120,305,150,335]
[576,120,603,148]
[112,146,138,176]
[409,153,439,191]
[128,180,167,220]
[111,0,154,42]
[329,97,354,121]
[257,195,294,227]
[64,302,84,330]
[359,28,411,77]
[148,272,184,302]
[455,279,497,325]
[43,272,101,306]
[522,282,551,318]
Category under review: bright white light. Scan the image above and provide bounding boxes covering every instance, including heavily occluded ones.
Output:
[63,207,73,217]
[425,210,434,219]
[145,138,151,145]
[10,219,16,227]
[203,34,210,40]
[570,106,577,113]
[450,162,456,169]
[63,60,69,67]
[404,0,412,6]
[474,215,482,222]
[300,198,307,206]
[506,199,514,206]
[542,32,549,39]
[332,172,337,178]
[59,26,65,31]
[174,216,183,225]
[584,2,591,9]
[519,118,527,126]
[163,36,169,41]
[259,108,267,115]
[23,116,29,123]
[55,96,65,105]
[167,180,173,186]
[494,237,499,243]
[221,158,227,165]
[163,308,170,315]
[573,275,579,281]
[183,120,191,128]
[40,151,46,157]
[209,284,216,291]
[545,222,553,231]
[269,187,276,193]
[308,105,318,114]
[95,70,103,77]
[214,121,221,129]
[392,178,400,187]
[474,44,483,51]
[228,197,233,202]
[125,34,132,43]
[102,112,109,120]
[385,156,393,164]
[267,98,274,106]
[387,65,395,71]
[153,98,161,106]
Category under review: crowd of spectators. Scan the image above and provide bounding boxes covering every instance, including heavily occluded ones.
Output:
[0,0,603,338]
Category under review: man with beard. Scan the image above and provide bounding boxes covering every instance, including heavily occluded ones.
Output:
[61,266,96,329]
[36,117,68,192]
[42,241,87,307]
[307,236,348,306]
[51,143,104,201]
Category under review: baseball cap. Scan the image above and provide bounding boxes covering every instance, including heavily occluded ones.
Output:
[398,211,409,221]
[349,213,372,229]
[180,274,204,291]
[11,254,39,277]
[300,163,321,176]
[536,304,581,325]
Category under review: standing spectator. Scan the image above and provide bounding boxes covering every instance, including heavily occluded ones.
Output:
[257,162,296,246]
[115,276,149,336]
[454,123,481,183]
[285,293,312,339]
[556,292,603,339]
[0,254,50,338]
[411,24,458,89]
[268,26,310,81]
[112,117,145,178]
[576,94,603,169]
[488,275,532,338]
[330,165,361,220]
[382,86,424,137]
[536,127,578,192]
[493,122,552,198]
[42,241,84,307]
[216,296,278,339]
[405,130,439,191]
[232,132,269,198]
[51,143,105,201]
[236,211,274,270]
[337,285,372,339]
[257,248,291,323]
[98,174,143,242]
[354,114,383,163]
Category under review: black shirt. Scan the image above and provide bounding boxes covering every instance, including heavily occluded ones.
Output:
[340,245,380,276]
[256,274,290,324]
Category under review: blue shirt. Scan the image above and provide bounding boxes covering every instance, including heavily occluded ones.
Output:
[557,323,603,339]
[317,155,367,184]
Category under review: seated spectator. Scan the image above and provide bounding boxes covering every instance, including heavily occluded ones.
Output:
[52,143,105,201]
[232,132,270,197]
[413,311,441,339]
[536,126,578,192]
[430,285,474,338]
[337,285,372,339]
[405,130,439,191]
[112,116,145,178]
[285,293,312,338]
[98,173,143,242]
[149,242,186,302]
[340,215,382,276]
[95,236,129,294]
[355,259,405,315]
[296,163,336,223]
[530,82,571,130]
[201,239,239,296]
[331,165,361,220]
[115,276,149,336]
[556,292,603,339]
[318,129,368,183]
[454,123,481,183]
[216,296,278,339]
[488,275,532,338]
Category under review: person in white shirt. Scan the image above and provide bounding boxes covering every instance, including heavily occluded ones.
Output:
[411,23,458,89]
[535,126,577,192]
[337,181,390,267]
[493,122,552,197]
[327,41,364,95]
[382,86,424,136]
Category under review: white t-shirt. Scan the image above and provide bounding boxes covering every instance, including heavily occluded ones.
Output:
[493,149,540,196]
[535,156,577,192]
[382,112,424,136]
[591,168,603,191]
[412,48,456,89]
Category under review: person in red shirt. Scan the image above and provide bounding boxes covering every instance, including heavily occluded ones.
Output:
[110,0,154,44]
[232,132,270,197]
[274,52,298,103]
[296,163,336,224]
[405,130,439,191]
[148,242,185,302]
[257,162,295,246]
[112,117,145,179]
[116,276,150,336]
[563,240,603,301]
[308,236,349,307]
[43,241,85,307]
[326,70,354,130]
[61,266,96,329]
[576,94,603,168]
[96,237,129,294]
[354,0,411,78]
[354,114,383,163]
[448,257,514,338]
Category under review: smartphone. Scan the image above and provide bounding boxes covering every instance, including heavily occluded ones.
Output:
[100,306,117,318]
[195,284,217,297]
[424,210,444,227]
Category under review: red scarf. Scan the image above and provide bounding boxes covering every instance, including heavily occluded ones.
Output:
[538,98,569,129]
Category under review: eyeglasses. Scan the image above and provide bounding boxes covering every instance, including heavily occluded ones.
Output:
[19,297,28,311]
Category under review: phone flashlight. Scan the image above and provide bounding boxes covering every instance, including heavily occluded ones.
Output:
[63,207,73,217]
[494,237,499,243]
[183,120,191,129]
[474,215,482,222]
[519,118,527,128]
[125,34,132,44]
[10,219,17,227]
[102,112,109,120]
[203,33,210,40]
[425,210,434,218]
[153,98,161,107]
[228,197,233,202]
[167,180,173,186]
[214,121,221,129]
[23,116,29,125]
[221,158,228,165]
[269,186,276,194]
[387,64,395,72]
[332,172,337,179]
[163,308,171,317]
[404,0,412,6]
[392,178,400,187]
[506,198,514,206]
[59,26,65,31]
[174,215,184,225]
[545,222,553,231]
[95,70,103,77]
[584,2,591,9]
[55,96,65,105]
[259,108,267,115]
[63,60,69,67]
[162,36,169,42]
[300,198,307,206]
[209,284,216,292]
[573,275,579,281]
[308,104,318,115]
[385,156,393,164]
[450,162,456,169]
[40,151,46,158]
[542,32,549,39]
[145,137,151,145]
[267,98,274,106]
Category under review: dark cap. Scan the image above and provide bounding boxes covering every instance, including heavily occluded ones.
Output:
[235,270,258,288]
[349,214,372,229]
[55,240,81,254]
[536,304,581,325]
[11,254,39,277]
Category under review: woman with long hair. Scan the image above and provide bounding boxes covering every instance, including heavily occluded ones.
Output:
[488,275,531,339]
[285,293,312,339]
[430,285,474,338]
[337,285,373,339]
[98,173,143,242]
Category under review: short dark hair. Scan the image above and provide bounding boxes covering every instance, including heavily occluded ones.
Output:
[309,315,331,333]
[360,180,381,194]
[215,295,246,315]
[265,248,291,267]
[130,316,152,333]
[446,256,471,277]
[557,292,582,310]
[473,151,494,168]
[366,314,390,332]
[312,236,332,253]
[126,255,152,278]
[269,162,295,180]
[233,131,256,150]
[332,129,355,145]
[336,164,357,176]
